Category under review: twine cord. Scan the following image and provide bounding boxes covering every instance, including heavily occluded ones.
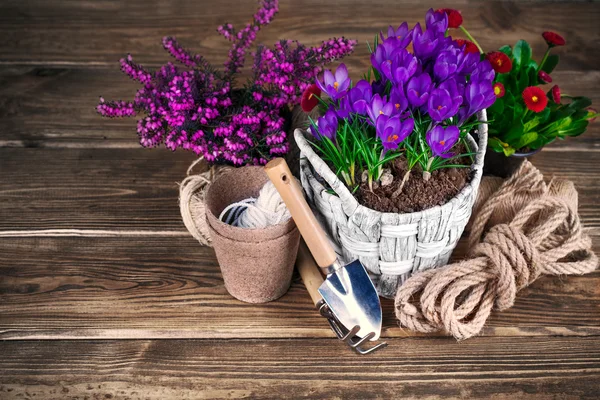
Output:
[218,181,291,228]
[179,158,232,246]
[395,161,598,340]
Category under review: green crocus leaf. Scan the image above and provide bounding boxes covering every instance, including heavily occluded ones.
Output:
[513,40,532,70]
[542,54,560,74]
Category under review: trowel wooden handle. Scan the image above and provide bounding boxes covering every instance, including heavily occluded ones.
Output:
[265,158,337,269]
[295,240,324,306]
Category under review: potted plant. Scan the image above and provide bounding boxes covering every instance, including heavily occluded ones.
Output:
[296,9,495,298]
[453,16,597,177]
[96,0,356,245]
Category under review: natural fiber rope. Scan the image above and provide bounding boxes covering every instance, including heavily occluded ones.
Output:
[395,161,598,340]
[179,158,232,246]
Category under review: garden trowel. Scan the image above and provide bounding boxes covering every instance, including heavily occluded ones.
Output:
[265,158,382,340]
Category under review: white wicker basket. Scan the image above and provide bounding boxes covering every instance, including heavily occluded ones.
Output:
[296,110,488,298]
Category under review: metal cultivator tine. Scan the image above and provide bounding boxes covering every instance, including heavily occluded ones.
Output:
[318,302,388,355]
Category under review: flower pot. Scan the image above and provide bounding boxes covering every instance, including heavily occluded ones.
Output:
[483,147,543,178]
[294,110,488,299]
[205,166,300,303]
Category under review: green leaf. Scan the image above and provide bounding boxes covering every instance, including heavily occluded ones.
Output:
[498,45,513,58]
[567,96,592,111]
[502,145,516,157]
[558,120,589,137]
[517,68,529,92]
[514,131,538,149]
[513,40,532,70]
[542,54,559,74]
[504,121,525,144]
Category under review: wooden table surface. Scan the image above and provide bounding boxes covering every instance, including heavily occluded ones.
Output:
[1,1,599,398]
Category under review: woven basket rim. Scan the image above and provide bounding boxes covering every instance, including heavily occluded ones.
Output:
[295,109,488,220]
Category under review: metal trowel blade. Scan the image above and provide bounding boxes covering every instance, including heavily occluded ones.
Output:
[318,259,382,340]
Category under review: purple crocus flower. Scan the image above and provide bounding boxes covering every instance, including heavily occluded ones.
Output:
[315,63,351,101]
[346,79,373,115]
[458,50,480,76]
[470,60,495,82]
[406,73,432,108]
[381,48,418,84]
[367,94,395,125]
[459,79,496,122]
[371,79,386,96]
[428,88,461,122]
[426,125,459,158]
[433,47,463,82]
[310,109,338,141]
[371,38,405,77]
[376,114,415,151]
[380,21,413,48]
[390,85,408,113]
[425,8,448,35]
[412,23,443,61]
[438,77,464,105]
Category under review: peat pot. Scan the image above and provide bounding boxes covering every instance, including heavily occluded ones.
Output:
[295,110,488,298]
[205,166,300,303]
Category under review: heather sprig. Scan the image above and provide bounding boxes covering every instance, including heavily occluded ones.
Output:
[98,0,356,166]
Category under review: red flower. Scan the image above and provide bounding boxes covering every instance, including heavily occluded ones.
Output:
[542,31,566,47]
[493,82,505,98]
[300,84,321,112]
[486,51,512,74]
[550,85,561,104]
[436,8,463,28]
[522,86,548,112]
[455,39,479,54]
[538,70,552,84]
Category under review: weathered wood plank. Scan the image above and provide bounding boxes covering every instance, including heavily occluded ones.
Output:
[0,1,598,72]
[1,66,598,147]
[0,233,598,340]
[1,148,599,232]
[1,337,599,399]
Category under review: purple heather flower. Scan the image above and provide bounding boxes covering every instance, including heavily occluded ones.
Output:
[426,125,460,158]
[376,114,415,151]
[428,88,461,122]
[425,8,448,35]
[310,109,338,141]
[460,78,496,122]
[389,85,408,113]
[379,22,413,48]
[316,63,351,101]
[367,94,395,125]
[406,73,432,108]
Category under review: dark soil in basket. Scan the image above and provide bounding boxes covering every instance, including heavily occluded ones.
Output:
[358,155,473,214]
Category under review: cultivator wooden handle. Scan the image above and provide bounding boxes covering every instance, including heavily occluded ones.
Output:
[295,240,325,306]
